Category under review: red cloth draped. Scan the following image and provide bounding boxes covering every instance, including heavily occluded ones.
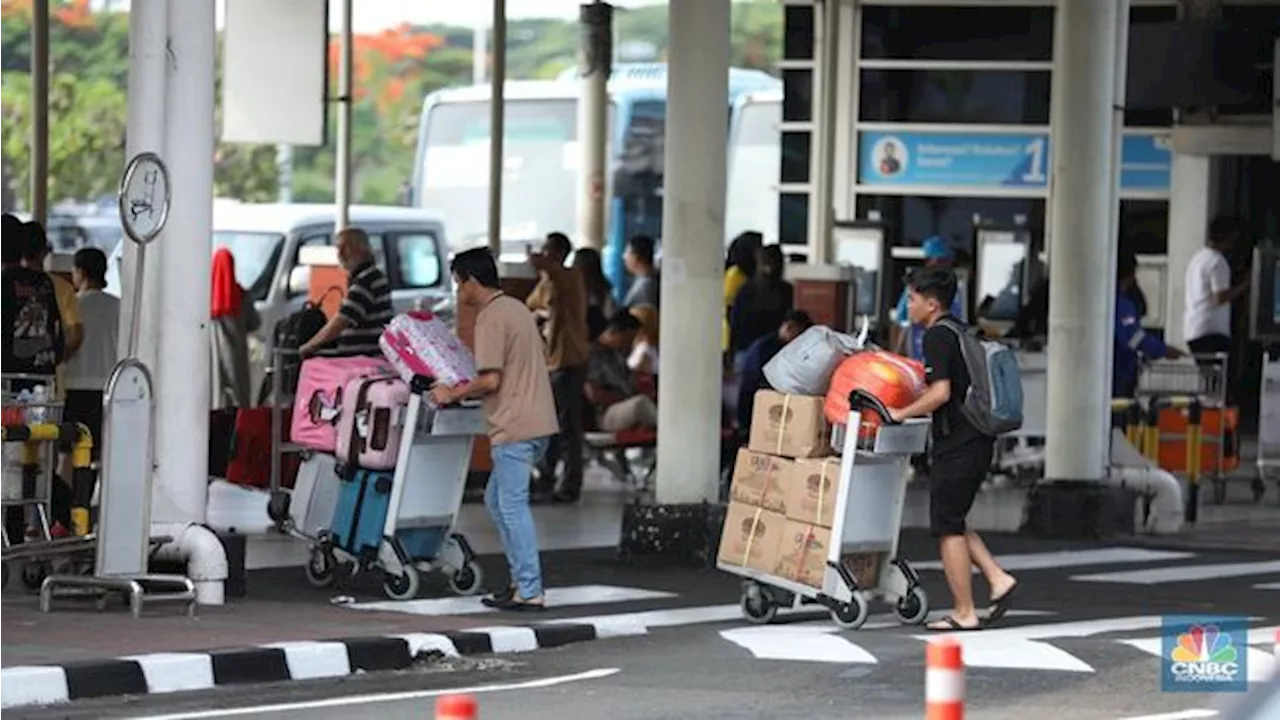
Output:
[211,247,243,319]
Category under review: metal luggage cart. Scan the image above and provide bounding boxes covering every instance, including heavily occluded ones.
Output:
[264,347,307,530]
[1135,354,1236,505]
[2,373,67,589]
[1256,350,1280,502]
[720,391,933,630]
[296,376,487,601]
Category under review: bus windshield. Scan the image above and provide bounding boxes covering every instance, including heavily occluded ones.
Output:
[419,99,581,255]
[726,99,781,244]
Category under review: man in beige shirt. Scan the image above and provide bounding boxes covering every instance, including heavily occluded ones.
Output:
[430,248,559,612]
[525,232,591,503]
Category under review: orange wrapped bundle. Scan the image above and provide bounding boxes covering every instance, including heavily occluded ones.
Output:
[824,350,926,438]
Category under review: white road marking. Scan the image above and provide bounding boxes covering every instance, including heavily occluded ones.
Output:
[915,616,1168,674]
[721,625,877,664]
[1115,711,1218,720]
[348,584,675,616]
[1118,634,1278,683]
[126,667,622,719]
[1255,582,1280,590]
[914,548,1194,573]
[1072,560,1280,585]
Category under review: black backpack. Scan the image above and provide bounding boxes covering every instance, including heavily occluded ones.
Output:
[260,301,329,404]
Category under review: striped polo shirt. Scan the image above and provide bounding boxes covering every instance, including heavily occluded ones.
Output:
[335,260,394,356]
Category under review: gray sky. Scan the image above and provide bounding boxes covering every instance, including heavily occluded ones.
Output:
[98,1,671,32]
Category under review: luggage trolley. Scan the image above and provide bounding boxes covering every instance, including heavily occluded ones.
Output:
[721,391,933,630]
[300,376,487,600]
[1136,354,1233,506]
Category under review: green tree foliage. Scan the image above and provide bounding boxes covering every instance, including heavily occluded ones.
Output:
[1,1,781,209]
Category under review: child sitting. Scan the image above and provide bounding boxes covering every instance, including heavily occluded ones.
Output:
[587,311,658,431]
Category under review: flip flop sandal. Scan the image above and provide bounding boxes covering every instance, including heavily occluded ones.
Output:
[927,616,982,632]
[486,596,547,612]
[987,582,1019,623]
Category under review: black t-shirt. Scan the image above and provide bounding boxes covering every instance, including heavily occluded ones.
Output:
[2,265,64,375]
[921,318,986,459]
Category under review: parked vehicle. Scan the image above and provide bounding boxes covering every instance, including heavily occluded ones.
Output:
[105,202,452,393]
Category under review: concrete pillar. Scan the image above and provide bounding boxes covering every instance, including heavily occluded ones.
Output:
[120,0,168,365]
[334,0,353,229]
[576,2,611,251]
[1164,155,1216,348]
[807,0,839,263]
[653,0,730,506]
[1043,0,1121,484]
[151,0,215,524]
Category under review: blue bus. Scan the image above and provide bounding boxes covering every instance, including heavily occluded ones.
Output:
[411,63,782,296]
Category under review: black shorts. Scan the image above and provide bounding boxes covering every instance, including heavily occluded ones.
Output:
[63,390,104,463]
[928,442,994,538]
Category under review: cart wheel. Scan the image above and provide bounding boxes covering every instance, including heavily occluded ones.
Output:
[831,594,870,630]
[740,590,777,625]
[20,561,48,591]
[1211,478,1228,505]
[382,566,421,601]
[447,561,485,597]
[1251,476,1267,503]
[303,548,337,589]
[894,585,930,626]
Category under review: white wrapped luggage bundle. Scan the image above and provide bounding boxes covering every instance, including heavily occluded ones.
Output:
[762,325,861,396]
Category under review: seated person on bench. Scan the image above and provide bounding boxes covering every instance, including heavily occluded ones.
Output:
[736,310,814,432]
[586,311,658,431]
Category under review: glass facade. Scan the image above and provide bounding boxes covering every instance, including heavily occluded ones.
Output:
[778,1,1196,273]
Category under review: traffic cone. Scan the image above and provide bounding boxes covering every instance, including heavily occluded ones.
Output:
[926,637,964,720]
[436,694,477,720]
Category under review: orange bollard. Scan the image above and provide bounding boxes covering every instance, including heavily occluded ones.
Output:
[437,694,478,720]
[926,638,964,720]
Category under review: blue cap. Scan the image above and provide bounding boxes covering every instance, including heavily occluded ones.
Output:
[922,236,954,261]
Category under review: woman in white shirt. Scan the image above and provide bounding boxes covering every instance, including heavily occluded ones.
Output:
[63,248,120,467]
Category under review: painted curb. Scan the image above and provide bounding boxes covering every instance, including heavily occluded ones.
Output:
[0,620,641,710]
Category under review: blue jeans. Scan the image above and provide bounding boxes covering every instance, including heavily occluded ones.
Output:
[485,437,550,600]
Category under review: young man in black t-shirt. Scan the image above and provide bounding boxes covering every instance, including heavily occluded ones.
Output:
[888,267,1018,631]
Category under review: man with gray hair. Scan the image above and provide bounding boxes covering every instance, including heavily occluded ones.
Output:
[299,227,394,357]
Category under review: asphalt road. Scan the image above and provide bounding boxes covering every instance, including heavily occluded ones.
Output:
[11,534,1279,720]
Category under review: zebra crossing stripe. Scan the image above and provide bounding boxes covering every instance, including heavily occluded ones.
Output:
[346,585,677,616]
[913,548,1194,573]
[1072,560,1280,585]
[1255,582,1280,590]
[1117,639,1276,683]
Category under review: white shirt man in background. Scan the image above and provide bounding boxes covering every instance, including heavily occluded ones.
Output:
[1182,215,1248,400]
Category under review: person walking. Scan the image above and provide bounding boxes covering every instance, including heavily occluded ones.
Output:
[887,266,1018,632]
[431,248,559,612]
[1182,215,1248,401]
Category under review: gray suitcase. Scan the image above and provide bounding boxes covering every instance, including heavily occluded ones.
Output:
[290,453,342,536]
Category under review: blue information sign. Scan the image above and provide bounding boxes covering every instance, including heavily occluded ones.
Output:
[858,130,1171,192]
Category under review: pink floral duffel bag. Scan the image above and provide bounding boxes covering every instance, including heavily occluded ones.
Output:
[379,311,477,388]
[290,355,394,453]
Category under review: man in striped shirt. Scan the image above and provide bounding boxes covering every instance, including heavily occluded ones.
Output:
[299,228,394,358]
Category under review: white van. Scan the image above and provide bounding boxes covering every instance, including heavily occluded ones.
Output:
[105,202,452,384]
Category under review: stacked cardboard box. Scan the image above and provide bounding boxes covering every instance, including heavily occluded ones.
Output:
[719,390,842,589]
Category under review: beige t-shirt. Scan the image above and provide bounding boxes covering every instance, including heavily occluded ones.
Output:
[475,293,560,445]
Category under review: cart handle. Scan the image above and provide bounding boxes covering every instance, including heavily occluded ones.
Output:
[410,374,482,409]
[848,389,900,425]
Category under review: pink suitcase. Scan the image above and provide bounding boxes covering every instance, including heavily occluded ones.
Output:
[291,356,393,453]
[335,374,411,470]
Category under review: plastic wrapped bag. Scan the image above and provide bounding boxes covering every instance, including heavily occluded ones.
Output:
[762,325,861,396]
[379,311,477,388]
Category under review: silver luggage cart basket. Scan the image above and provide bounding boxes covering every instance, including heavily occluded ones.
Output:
[719,391,933,630]
[1136,353,1238,506]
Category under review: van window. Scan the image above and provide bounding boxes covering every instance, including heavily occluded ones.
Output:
[394,233,442,288]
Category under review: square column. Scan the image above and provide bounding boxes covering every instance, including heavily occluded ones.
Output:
[652,0,731,506]
[1043,1,1121,483]
[1164,154,1218,348]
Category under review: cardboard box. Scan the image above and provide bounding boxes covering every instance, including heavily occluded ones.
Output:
[748,390,831,459]
[783,457,843,529]
[718,501,786,574]
[775,521,832,589]
[840,552,884,589]
[729,449,793,513]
